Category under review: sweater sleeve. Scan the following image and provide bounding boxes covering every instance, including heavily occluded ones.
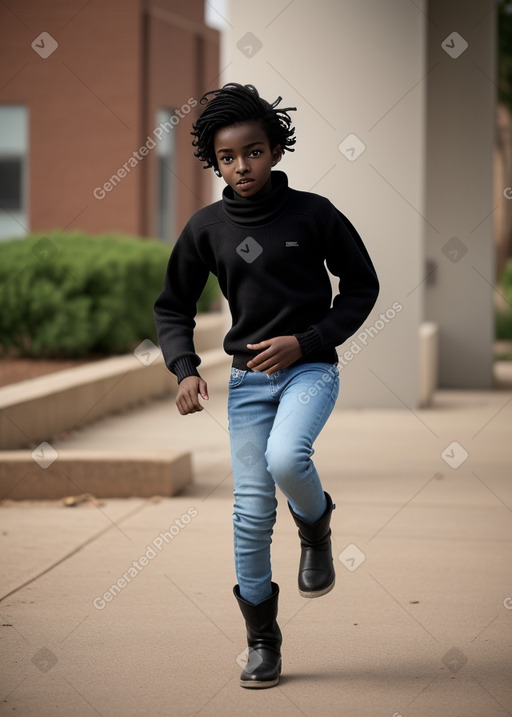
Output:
[153,222,210,381]
[294,204,379,354]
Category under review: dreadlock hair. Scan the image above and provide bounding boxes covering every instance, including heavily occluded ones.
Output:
[191,83,297,176]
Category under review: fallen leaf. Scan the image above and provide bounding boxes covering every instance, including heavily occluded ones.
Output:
[62,493,102,507]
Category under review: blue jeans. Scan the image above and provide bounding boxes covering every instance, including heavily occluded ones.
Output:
[228,362,340,605]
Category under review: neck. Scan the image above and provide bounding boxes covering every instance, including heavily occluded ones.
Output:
[222,171,290,225]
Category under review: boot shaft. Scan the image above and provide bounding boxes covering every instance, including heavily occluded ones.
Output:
[289,492,335,546]
[234,582,282,688]
[233,582,282,651]
[288,492,336,598]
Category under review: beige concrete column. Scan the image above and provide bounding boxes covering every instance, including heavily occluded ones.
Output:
[218,0,428,407]
[425,0,496,388]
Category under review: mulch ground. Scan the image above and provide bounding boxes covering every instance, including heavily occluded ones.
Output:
[0,358,100,388]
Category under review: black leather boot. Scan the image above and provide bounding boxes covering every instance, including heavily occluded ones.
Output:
[288,492,335,598]
[233,582,282,688]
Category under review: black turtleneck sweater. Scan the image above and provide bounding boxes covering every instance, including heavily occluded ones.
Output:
[154,171,379,382]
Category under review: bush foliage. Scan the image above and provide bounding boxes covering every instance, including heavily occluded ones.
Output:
[497,259,512,341]
[0,232,219,358]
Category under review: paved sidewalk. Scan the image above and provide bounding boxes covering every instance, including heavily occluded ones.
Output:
[1,379,511,716]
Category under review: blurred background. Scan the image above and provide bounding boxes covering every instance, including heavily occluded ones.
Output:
[0,0,511,409]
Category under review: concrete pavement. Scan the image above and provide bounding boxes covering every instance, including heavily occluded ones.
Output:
[1,372,511,716]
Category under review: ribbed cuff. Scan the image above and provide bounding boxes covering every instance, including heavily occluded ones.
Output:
[294,328,323,356]
[172,356,201,383]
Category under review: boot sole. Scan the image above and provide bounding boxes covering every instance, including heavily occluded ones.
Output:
[299,578,335,598]
[240,676,280,688]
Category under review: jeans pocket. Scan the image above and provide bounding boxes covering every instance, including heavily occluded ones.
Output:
[228,367,247,388]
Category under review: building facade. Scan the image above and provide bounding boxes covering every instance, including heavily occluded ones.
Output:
[0,0,219,242]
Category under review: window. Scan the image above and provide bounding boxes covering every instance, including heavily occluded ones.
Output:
[155,108,176,241]
[0,106,28,240]
[0,159,22,210]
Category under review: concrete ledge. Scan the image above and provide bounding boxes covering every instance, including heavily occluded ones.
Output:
[0,450,192,500]
[0,354,173,450]
[193,311,229,353]
[0,313,229,450]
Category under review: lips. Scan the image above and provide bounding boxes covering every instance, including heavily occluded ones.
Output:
[237,178,254,186]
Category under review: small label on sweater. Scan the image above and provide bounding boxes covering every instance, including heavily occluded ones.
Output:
[285,241,299,247]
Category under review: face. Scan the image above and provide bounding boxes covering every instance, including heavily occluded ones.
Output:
[213,121,282,198]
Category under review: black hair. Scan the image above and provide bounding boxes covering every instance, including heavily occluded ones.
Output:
[191,83,297,174]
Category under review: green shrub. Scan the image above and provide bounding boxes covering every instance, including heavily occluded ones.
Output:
[496,259,512,342]
[496,311,512,342]
[0,232,219,358]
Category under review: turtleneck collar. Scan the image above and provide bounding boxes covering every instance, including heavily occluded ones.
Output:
[221,171,290,226]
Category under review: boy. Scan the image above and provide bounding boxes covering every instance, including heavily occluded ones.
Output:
[154,83,379,688]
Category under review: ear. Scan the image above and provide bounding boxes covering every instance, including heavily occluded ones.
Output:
[271,144,282,166]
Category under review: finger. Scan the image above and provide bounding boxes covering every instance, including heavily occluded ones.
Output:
[177,395,193,415]
[199,379,209,400]
[177,398,189,416]
[187,392,203,412]
[247,356,266,369]
[252,357,280,373]
[247,340,271,350]
[179,391,203,415]
[250,350,276,369]
[247,347,275,368]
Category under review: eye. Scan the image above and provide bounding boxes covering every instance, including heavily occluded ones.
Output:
[219,155,233,164]
[249,149,263,157]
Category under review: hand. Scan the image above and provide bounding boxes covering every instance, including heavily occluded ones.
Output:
[246,336,303,375]
[175,376,209,415]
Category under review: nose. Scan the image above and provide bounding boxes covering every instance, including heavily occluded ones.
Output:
[235,156,249,174]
